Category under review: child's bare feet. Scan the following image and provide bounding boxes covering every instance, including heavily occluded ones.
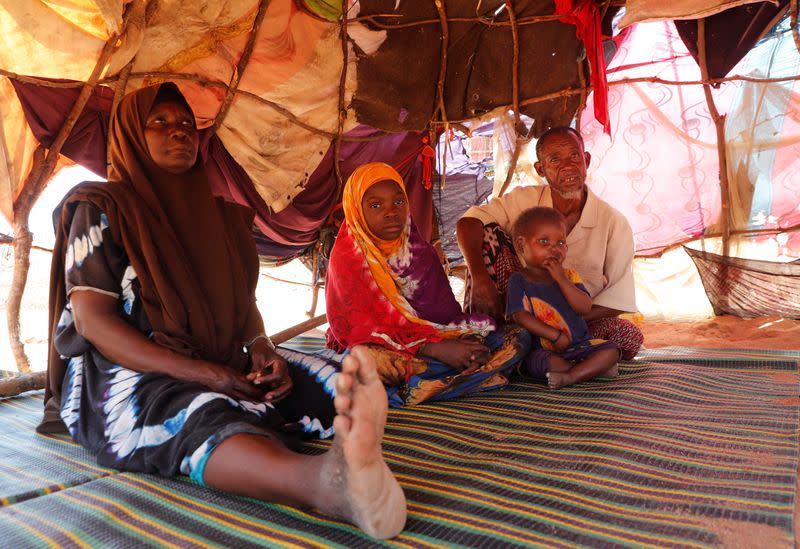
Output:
[602,363,620,378]
[318,346,407,539]
[546,371,572,389]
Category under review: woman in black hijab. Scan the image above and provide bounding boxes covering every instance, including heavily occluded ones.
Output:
[42,83,406,539]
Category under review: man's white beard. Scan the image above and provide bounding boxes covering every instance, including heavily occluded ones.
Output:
[552,188,583,201]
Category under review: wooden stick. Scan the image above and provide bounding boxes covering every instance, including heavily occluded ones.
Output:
[697,19,732,258]
[0,371,46,398]
[351,13,563,30]
[3,67,800,138]
[505,0,523,133]
[270,314,327,345]
[7,16,128,373]
[433,0,450,190]
[7,225,33,372]
[212,0,270,132]
[433,0,449,126]
[3,53,799,98]
[636,224,800,258]
[333,0,349,196]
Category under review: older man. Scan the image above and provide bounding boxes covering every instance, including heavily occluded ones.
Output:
[455,126,643,359]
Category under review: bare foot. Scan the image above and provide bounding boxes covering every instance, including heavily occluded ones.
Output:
[318,346,407,539]
[601,363,620,378]
[546,371,572,389]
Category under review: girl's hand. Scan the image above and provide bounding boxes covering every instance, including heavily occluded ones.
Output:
[247,343,293,403]
[421,339,491,372]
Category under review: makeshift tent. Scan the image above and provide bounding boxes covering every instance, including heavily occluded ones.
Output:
[0,1,798,361]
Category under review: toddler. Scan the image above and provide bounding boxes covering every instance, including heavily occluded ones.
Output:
[506,207,619,388]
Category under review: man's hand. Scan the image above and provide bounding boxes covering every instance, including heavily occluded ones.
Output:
[247,342,293,403]
[470,271,502,317]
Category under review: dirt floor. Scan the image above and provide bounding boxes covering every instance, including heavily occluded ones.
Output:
[641,315,800,350]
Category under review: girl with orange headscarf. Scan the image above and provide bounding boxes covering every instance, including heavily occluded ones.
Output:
[326,163,530,406]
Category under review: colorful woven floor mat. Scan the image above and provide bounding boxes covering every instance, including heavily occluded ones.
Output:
[636,346,799,366]
[1,356,797,548]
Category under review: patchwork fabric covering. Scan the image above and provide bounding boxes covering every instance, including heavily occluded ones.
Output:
[352,0,584,134]
[1,1,798,261]
[579,17,800,256]
[2,342,798,546]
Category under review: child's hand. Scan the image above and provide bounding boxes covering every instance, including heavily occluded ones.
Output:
[551,331,571,353]
[542,258,566,282]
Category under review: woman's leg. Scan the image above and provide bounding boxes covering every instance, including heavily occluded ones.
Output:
[547,347,620,389]
[202,347,406,539]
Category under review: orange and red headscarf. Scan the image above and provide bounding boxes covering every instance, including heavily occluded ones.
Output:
[326,163,493,354]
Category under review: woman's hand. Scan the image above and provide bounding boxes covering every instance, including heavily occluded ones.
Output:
[246,341,293,403]
[419,339,491,372]
[197,361,265,401]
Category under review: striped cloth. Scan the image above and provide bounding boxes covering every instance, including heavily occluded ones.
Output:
[1,347,798,547]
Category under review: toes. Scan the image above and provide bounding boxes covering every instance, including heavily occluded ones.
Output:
[333,413,351,438]
[350,346,379,384]
[334,394,352,416]
[341,351,360,376]
[336,370,354,396]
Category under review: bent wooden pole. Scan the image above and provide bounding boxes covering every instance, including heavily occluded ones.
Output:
[0,371,46,398]
[6,15,128,373]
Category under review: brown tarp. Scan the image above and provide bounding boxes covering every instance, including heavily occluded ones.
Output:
[352,0,584,136]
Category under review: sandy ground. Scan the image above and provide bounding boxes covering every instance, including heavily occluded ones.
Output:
[641,315,800,350]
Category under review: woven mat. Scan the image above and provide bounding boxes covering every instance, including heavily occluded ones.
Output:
[1,351,798,548]
[637,346,800,366]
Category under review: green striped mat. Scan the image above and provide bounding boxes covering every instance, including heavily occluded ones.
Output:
[1,351,797,547]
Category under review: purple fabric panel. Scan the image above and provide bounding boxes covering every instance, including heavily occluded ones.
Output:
[206,124,432,247]
[404,159,433,242]
[399,224,491,326]
[11,80,433,253]
[11,80,115,177]
[304,126,433,243]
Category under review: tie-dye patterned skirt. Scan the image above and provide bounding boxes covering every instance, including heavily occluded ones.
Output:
[59,347,338,485]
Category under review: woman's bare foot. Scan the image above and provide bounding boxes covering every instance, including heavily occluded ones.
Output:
[317,346,407,539]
